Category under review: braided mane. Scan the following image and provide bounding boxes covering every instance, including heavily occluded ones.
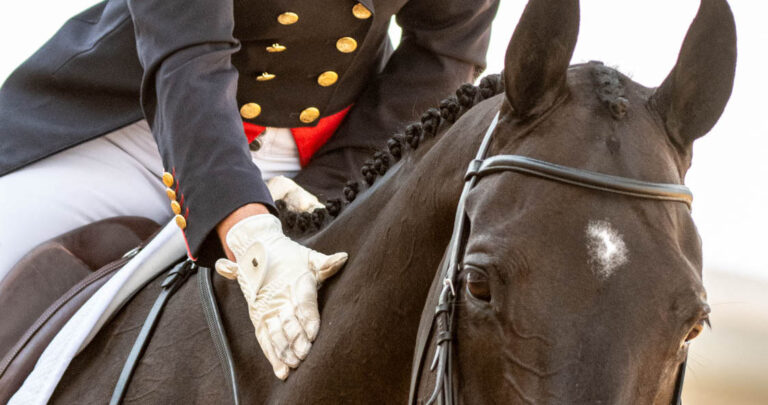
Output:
[276,74,504,235]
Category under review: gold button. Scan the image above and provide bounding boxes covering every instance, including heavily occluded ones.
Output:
[162,172,174,187]
[266,43,287,53]
[277,12,299,25]
[166,188,177,201]
[171,201,181,215]
[256,72,276,82]
[336,37,358,53]
[240,103,262,119]
[317,71,339,87]
[300,107,320,123]
[352,3,372,19]
[174,214,187,230]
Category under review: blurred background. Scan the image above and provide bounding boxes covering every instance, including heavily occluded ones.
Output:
[1,0,765,402]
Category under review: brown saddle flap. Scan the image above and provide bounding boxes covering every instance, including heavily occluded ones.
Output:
[0,217,159,401]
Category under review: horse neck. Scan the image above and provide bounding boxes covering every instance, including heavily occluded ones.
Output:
[269,99,502,402]
[306,97,502,295]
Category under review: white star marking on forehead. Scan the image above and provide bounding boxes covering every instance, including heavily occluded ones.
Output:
[586,220,629,280]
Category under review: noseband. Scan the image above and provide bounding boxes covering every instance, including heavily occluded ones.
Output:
[409,112,692,405]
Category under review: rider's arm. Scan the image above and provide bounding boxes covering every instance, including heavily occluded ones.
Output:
[127,0,276,256]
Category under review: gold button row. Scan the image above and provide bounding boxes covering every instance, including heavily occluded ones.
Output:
[241,6,366,124]
[251,70,339,88]
[240,70,338,121]
[265,36,356,55]
[240,103,321,124]
[277,4,369,26]
[162,171,187,230]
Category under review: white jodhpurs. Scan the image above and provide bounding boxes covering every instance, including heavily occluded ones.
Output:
[0,121,301,280]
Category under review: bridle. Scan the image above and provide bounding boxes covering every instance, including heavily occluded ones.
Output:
[408,112,692,405]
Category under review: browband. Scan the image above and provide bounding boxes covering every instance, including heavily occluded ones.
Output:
[465,155,693,208]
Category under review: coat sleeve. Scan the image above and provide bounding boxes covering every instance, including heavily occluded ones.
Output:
[293,0,499,199]
[127,0,275,255]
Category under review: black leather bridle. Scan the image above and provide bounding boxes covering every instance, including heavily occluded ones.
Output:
[409,112,692,405]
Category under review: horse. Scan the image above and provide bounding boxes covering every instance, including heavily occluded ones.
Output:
[10,0,736,402]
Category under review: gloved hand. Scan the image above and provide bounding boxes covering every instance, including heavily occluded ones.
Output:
[214,214,347,380]
[266,176,325,213]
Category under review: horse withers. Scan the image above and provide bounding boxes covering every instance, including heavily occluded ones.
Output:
[27,0,736,402]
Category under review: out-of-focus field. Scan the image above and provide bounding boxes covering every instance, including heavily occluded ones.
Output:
[682,270,768,404]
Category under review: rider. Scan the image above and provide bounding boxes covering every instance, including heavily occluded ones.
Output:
[0,0,498,378]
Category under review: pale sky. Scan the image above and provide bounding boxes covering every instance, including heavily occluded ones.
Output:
[1,0,766,280]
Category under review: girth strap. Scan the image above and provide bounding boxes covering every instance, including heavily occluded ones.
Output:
[110,260,197,405]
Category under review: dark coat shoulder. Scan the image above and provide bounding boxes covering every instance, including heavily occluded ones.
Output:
[0,0,499,255]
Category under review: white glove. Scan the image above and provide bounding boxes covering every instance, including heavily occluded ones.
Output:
[214,215,347,380]
[266,176,325,213]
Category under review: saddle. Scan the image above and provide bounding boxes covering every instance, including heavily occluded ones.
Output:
[0,217,160,402]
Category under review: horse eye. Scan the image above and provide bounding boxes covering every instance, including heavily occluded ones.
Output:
[685,319,708,342]
[465,268,491,302]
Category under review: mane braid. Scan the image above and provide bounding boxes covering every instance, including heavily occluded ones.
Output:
[276,74,504,235]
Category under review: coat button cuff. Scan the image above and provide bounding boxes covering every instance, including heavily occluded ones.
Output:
[162,172,174,187]
[174,214,187,230]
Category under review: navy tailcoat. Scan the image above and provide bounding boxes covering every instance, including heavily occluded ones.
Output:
[0,0,498,254]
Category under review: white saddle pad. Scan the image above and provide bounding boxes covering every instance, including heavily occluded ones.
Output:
[9,220,186,404]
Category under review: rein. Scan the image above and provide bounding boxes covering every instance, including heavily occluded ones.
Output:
[408,111,692,405]
[110,262,240,404]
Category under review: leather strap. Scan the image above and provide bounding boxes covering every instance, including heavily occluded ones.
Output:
[198,266,240,405]
[672,355,688,405]
[411,112,500,405]
[469,155,693,208]
[109,260,196,405]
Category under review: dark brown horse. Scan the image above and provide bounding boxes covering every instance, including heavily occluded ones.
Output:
[42,0,737,402]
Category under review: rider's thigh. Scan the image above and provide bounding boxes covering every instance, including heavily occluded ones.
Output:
[0,120,170,280]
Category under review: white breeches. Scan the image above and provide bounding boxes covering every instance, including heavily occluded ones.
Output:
[0,121,301,280]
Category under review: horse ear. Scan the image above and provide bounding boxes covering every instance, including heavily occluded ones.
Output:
[652,0,737,146]
[504,0,580,117]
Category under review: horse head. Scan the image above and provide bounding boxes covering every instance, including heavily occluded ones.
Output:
[415,0,737,403]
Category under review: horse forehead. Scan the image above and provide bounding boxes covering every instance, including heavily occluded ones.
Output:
[585,219,629,280]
